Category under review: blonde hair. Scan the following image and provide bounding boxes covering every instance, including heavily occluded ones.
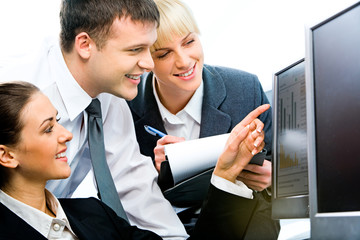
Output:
[152,0,200,51]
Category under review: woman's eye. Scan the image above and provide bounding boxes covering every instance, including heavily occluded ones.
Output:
[185,39,195,45]
[45,126,54,133]
[157,52,169,59]
[184,39,195,46]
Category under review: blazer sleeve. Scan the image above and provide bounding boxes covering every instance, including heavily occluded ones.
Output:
[190,184,259,240]
[60,198,162,240]
[63,188,259,240]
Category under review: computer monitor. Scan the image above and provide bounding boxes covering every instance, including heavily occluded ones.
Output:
[272,58,309,219]
[306,1,360,238]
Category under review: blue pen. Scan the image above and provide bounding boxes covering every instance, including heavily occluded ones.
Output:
[144,125,166,137]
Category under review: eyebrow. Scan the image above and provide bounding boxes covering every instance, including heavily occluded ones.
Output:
[39,111,58,128]
[125,43,148,49]
[39,117,53,128]
[154,32,193,52]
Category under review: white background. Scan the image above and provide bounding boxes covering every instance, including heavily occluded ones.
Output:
[0,0,357,91]
[0,1,358,239]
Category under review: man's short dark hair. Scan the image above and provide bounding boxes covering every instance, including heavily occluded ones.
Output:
[60,0,160,52]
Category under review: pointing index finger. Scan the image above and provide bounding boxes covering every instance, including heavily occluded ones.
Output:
[241,104,270,127]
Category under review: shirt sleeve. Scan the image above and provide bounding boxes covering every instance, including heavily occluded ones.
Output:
[211,174,254,199]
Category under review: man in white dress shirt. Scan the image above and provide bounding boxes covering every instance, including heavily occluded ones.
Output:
[0,0,267,238]
[1,0,190,238]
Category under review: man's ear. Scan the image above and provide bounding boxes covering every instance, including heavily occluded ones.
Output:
[0,145,19,169]
[74,32,94,60]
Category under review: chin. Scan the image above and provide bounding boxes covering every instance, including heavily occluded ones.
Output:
[121,90,138,101]
[111,86,138,100]
[59,168,71,179]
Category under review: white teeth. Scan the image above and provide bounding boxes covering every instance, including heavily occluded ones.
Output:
[178,67,194,77]
[126,74,140,80]
[55,152,66,159]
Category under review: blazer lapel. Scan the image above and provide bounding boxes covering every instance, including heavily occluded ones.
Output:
[0,203,47,239]
[64,210,90,239]
[200,66,232,138]
[133,72,167,159]
[61,200,109,240]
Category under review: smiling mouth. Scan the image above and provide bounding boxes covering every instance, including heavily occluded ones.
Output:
[174,64,195,77]
[55,152,66,159]
[125,74,141,80]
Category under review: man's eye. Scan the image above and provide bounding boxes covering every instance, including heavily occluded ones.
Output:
[130,48,142,53]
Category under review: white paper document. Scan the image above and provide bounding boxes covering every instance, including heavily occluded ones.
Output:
[164,133,230,184]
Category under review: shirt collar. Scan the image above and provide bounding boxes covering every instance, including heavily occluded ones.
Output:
[48,41,92,121]
[45,190,74,233]
[184,81,203,124]
[152,74,203,124]
[0,189,76,238]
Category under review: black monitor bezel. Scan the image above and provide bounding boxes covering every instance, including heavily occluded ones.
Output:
[306,1,360,238]
[271,58,309,219]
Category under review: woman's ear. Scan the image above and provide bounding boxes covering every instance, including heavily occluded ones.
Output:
[0,145,19,169]
[74,32,94,60]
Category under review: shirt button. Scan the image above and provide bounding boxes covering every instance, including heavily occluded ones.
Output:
[53,223,60,231]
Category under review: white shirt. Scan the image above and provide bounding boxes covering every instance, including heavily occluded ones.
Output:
[0,37,188,239]
[153,77,253,199]
[153,76,203,141]
[0,189,78,239]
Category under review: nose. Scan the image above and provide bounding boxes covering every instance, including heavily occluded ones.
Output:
[174,50,190,69]
[58,123,73,143]
[138,50,154,71]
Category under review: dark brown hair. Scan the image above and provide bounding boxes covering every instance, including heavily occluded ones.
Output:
[60,0,160,52]
[0,81,39,188]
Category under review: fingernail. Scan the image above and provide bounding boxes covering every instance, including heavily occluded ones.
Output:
[254,142,258,147]
[257,128,262,133]
[251,149,257,155]
[252,130,257,135]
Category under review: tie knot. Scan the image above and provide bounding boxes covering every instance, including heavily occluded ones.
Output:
[86,99,102,118]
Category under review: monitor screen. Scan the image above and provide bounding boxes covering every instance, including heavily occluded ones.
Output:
[272,58,309,219]
[306,1,360,238]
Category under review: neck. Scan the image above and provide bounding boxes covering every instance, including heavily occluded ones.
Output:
[155,80,195,115]
[2,179,54,217]
[62,49,99,98]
